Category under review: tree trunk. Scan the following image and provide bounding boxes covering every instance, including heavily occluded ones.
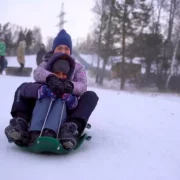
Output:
[120,0,127,90]
[167,0,176,42]
[94,1,104,84]
[99,60,107,85]
[95,56,101,83]
[166,35,180,89]
[155,0,164,33]
[146,61,152,78]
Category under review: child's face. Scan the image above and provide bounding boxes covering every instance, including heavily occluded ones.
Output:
[54,72,67,79]
[54,45,70,55]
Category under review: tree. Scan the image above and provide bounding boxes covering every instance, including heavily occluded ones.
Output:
[31,27,43,53]
[113,0,151,89]
[25,30,33,54]
[17,29,26,44]
[91,0,118,85]
[128,33,163,74]
[0,23,23,55]
[165,1,180,88]
[46,37,54,51]
[91,0,107,84]
[77,34,94,54]
[162,0,180,74]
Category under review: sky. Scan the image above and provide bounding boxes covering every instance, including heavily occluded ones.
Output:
[0,0,95,44]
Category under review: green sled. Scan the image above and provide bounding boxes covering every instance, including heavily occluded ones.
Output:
[15,133,91,154]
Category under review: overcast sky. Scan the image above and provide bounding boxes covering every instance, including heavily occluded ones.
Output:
[0,0,95,44]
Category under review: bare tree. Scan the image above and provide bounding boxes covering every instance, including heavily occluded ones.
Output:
[46,37,54,51]
[166,1,180,88]
[114,0,151,89]
[92,0,107,84]
[167,0,178,42]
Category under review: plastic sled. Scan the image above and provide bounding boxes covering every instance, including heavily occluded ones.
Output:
[15,133,92,154]
[5,66,32,77]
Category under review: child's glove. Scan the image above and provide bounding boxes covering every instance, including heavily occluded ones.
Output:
[61,93,78,109]
[38,85,56,100]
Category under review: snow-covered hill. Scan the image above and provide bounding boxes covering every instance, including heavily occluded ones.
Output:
[0,55,179,180]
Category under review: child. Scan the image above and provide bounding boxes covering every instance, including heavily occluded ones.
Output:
[28,55,78,146]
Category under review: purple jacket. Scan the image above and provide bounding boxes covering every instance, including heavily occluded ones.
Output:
[33,52,87,96]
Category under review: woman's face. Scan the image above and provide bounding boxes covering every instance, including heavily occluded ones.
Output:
[54,45,70,55]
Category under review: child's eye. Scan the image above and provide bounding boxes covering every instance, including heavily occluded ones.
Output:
[65,47,69,51]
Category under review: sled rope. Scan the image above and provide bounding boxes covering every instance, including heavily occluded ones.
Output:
[56,102,65,138]
[39,98,54,137]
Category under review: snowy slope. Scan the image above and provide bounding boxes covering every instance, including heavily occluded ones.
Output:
[0,56,180,180]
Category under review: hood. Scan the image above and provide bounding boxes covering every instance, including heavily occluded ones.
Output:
[42,51,53,62]
[46,52,75,80]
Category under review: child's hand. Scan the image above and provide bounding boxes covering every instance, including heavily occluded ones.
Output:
[61,93,78,109]
[61,93,73,102]
[38,85,56,100]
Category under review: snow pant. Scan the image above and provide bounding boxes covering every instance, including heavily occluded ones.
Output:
[29,98,67,133]
[65,91,99,132]
[0,56,7,73]
[11,89,99,133]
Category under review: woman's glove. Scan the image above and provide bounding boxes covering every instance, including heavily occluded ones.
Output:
[63,80,74,94]
[46,74,65,96]
[46,74,74,95]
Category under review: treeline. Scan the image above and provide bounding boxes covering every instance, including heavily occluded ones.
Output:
[77,0,180,91]
[0,22,43,55]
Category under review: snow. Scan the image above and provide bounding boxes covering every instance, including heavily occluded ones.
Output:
[6,55,38,70]
[0,55,180,180]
